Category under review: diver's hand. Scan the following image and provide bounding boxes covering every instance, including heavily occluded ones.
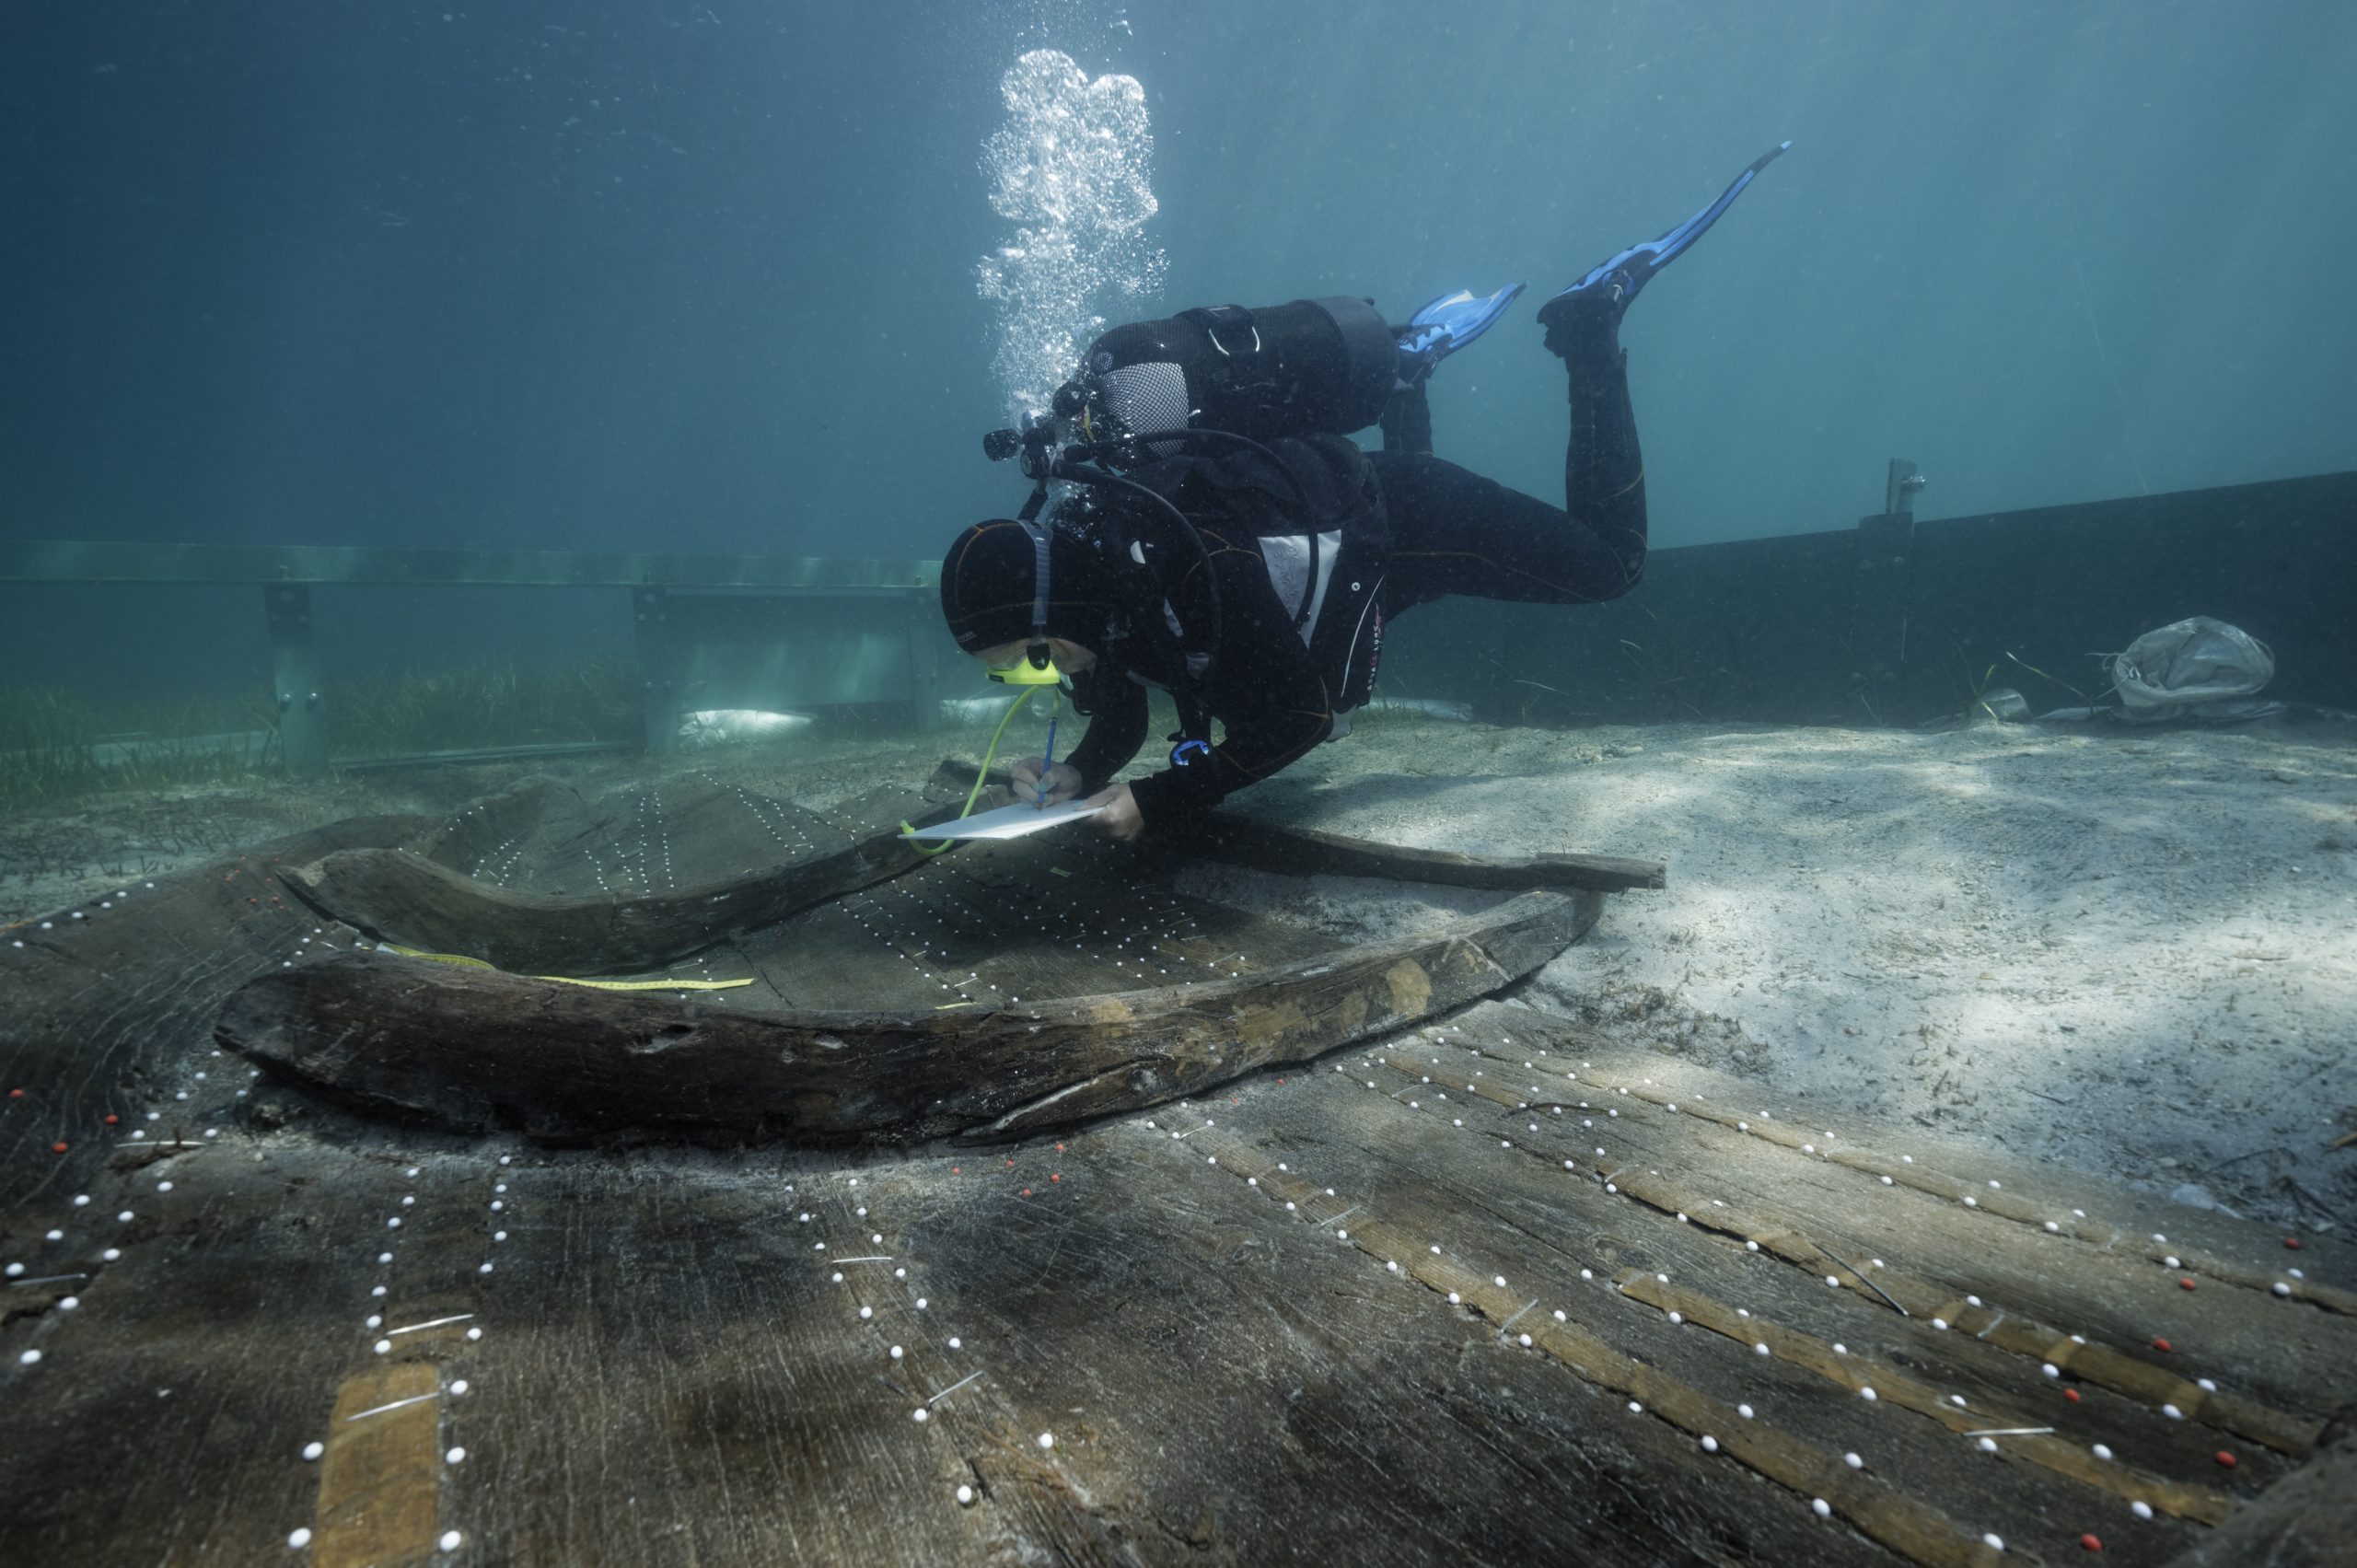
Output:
[1086,784,1144,842]
[1010,759,1086,806]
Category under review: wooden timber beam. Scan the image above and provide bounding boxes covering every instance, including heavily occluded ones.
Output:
[925,759,1668,892]
[284,775,1658,976]
[1180,814,1666,892]
[215,889,1601,1145]
[2160,1416,2357,1566]
[277,801,973,974]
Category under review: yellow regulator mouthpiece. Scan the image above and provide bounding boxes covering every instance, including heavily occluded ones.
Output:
[986,650,1065,687]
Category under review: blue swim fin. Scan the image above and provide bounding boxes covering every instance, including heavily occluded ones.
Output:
[1396,283,1526,384]
[1545,141,1790,319]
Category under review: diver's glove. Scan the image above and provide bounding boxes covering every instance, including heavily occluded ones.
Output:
[1010,758,1086,805]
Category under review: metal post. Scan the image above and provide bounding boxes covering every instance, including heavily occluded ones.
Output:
[633,586,681,756]
[1885,458,1925,518]
[908,587,949,734]
[264,582,331,774]
[1850,459,1924,725]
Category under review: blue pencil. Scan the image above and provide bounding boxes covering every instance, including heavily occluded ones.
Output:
[1038,710,1058,805]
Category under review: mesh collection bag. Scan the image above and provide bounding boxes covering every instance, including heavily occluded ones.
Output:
[2109,616,2275,723]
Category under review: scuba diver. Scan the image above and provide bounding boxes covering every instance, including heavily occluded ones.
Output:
[938,145,1787,842]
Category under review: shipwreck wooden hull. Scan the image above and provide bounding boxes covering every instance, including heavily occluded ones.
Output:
[10,996,2352,1567]
[215,888,1602,1144]
[7,768,2351,1567]
[0,811,426,1212]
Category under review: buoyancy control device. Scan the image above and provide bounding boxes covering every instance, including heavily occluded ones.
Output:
[976,297,1405,741]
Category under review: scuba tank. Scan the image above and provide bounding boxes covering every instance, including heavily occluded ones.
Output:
[1059,297,1400,447]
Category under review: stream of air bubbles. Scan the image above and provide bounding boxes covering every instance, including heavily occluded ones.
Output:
[976,50,1167,424]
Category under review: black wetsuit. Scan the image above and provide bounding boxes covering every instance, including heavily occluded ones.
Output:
[1062,329,1644,830]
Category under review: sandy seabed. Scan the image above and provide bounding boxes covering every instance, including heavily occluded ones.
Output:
[1192,714,2357,1235]
[6,714,2351,1232]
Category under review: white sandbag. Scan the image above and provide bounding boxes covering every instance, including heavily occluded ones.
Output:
[2109,617,2274,724]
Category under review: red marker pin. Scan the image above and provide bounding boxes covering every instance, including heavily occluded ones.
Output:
[2153,1338,2173,1353]
[2079,1534,2103,1551]
[2284,1237,2302,1249]
[52,1142,68,1154]
[2214,1451,2236,1469]
[2063,1388,2082,1403]
[2179,1277,2197,1291]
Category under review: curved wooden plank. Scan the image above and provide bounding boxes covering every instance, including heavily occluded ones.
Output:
[924,759,1668,891]
[404,775,564,870]
[284,779,1653,979]
[215,889,1602,1145]
[1180,815,1668,892]
[280,802,969,975]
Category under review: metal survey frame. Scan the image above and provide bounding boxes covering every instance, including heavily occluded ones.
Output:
[0,540,949,774]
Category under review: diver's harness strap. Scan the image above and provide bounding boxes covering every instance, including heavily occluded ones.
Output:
[999,418,1260,691]
[1178,305,1267,384]
[987,418,1386,757]
[1114,428,1320,634]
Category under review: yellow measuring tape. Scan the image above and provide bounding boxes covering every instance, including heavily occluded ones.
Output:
[379,944,754,993]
